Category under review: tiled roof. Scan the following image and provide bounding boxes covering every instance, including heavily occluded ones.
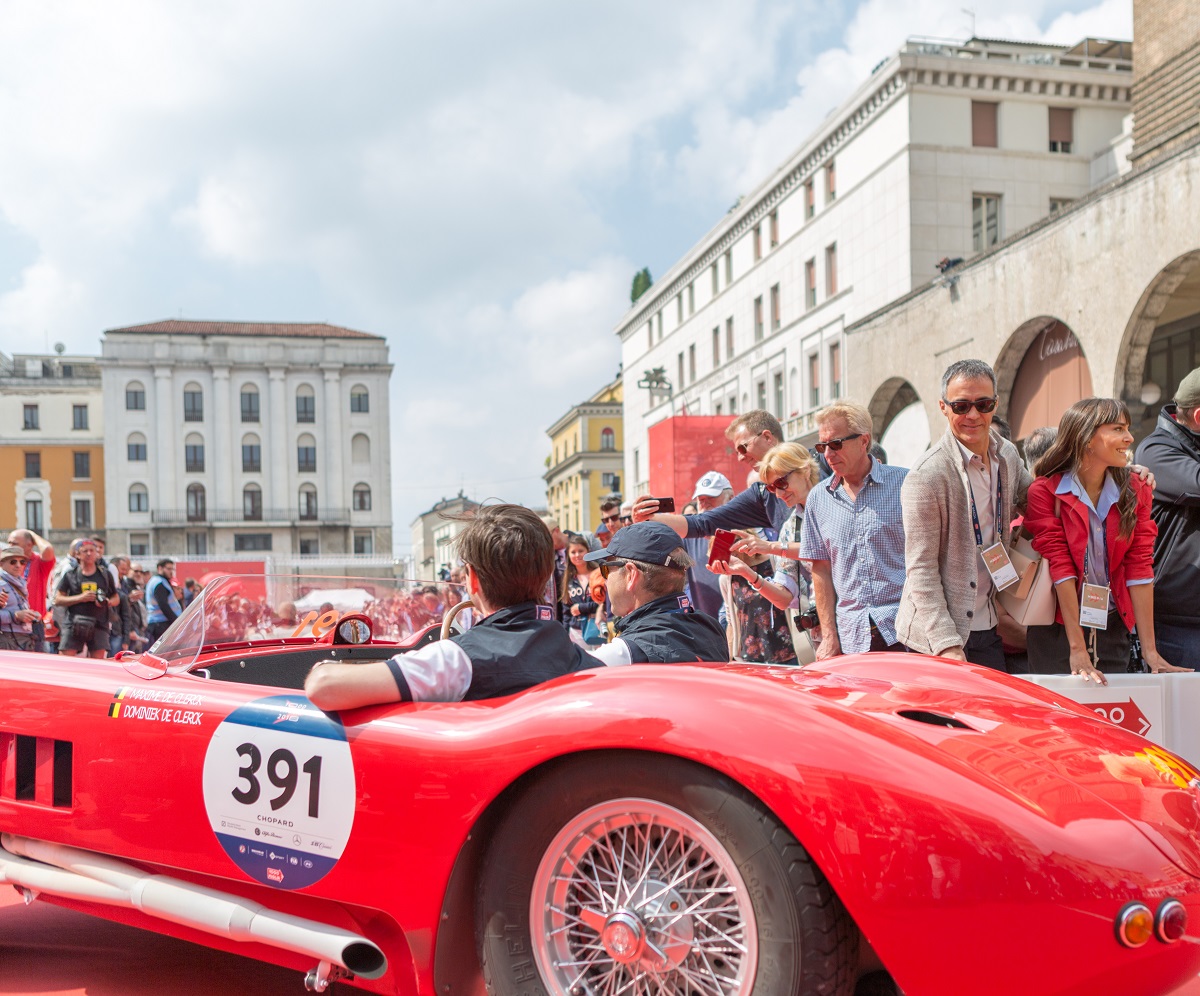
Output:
[105,319,383,340]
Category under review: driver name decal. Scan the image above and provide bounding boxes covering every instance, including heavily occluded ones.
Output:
[109,685,205,724]
[202,695,356,890]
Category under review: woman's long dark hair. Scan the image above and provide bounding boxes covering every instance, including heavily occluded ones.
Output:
[1032,397,1137,538]
[560,534,592,605]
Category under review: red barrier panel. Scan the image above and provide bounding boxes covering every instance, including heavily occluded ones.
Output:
[647,415,746,507]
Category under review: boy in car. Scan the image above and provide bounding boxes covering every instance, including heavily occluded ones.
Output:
[305,504,601,710]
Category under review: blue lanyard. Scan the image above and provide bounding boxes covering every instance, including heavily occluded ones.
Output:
[967,461,1003,549]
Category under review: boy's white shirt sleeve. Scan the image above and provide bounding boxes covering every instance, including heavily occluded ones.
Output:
[588,639,632,667]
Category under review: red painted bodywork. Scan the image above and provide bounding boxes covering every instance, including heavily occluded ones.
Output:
[2,644,1199,996]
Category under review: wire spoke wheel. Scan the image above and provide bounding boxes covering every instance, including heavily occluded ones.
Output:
[478,754,857,996]
[531,800,756,996]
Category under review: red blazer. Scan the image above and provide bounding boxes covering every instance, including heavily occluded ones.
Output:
[1024,473,1156,631]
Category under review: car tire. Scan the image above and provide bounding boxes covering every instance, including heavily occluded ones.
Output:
[477,752,856,996]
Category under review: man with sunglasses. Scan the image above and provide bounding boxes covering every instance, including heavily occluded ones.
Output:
[799,401,909,658]
[632,410,792,540]
[895,360,1031,669]
[582,522,727,667]
[598,499,626,535]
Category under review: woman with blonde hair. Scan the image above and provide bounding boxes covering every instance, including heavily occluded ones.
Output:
[1025,397,1187,684]
[710,442,821,664]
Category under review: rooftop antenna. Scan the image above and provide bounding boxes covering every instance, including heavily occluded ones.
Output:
[54,342,65,355]
[962,8,976,39]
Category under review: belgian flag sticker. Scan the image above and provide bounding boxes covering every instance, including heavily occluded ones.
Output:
[109,687,128,719]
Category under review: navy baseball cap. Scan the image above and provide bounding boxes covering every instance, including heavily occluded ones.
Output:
[583,521,686,567]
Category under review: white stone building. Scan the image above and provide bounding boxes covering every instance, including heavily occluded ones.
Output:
[100,320,393,562]
[615,36,1135,482]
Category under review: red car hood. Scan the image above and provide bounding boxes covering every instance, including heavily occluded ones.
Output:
[736,654,1200,879]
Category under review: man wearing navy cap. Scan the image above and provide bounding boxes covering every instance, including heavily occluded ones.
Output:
[584,521,728,667]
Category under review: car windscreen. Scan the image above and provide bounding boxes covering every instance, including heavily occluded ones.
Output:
[149,574,468,672]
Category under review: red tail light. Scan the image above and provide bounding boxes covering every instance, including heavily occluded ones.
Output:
[1155,899,1187,943]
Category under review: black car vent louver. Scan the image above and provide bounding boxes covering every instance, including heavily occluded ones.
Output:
[2,733,73,808]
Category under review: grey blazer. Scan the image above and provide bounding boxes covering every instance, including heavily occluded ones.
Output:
[895,428,1031,656]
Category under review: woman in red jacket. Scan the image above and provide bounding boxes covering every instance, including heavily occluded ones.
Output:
[1025,397,1187,684]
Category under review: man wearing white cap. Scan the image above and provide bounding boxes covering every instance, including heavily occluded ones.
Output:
[683,471,734,619]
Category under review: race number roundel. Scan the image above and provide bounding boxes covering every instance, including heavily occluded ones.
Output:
[203,695,355,890]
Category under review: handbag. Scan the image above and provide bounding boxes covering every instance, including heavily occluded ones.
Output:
[581,617,605,646]
[997,526,1056,627]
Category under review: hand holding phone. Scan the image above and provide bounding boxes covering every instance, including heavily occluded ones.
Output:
[707,529,737,569]
[651,497,675,514]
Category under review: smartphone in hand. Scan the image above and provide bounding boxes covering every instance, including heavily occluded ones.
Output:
[651,497,675,513]
[707,529,736,568]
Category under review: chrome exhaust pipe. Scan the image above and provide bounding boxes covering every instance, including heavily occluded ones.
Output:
[0,834,386,980]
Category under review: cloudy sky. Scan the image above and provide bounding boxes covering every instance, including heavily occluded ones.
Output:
[0,0,1131,552]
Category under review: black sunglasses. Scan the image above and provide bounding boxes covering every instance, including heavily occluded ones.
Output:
[814,433,862,454]
[597,560,629,579]
[735,430,766,456]
[765,471,793,493]
[944,397,998,415]
[601,513,621,524]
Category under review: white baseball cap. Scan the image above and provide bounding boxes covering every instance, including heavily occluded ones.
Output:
[693,471,732,499]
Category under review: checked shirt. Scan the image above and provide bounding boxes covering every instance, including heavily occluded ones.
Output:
[799,459,908,653]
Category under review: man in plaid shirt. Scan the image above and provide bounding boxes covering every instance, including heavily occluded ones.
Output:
[800,401,909,658]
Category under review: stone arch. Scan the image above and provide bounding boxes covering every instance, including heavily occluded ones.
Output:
[869,377,928,467]
[868,377,920,438]
[996,316,1093,442]
[1116,249,1200,403]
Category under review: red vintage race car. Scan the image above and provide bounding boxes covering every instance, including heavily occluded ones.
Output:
[1,573,1199,996]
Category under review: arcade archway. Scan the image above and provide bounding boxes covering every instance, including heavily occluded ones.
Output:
[1117,250,1200,437]
[997,317,1093,444]
[869,377,929,467]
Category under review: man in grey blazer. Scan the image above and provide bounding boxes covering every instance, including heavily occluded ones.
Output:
[896,360,1031,668]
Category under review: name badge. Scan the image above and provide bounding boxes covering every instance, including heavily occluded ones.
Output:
[980,543,1019,591]
[1079,583,1110,629]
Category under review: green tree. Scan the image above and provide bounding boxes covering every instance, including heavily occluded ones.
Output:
[630,267,652,304]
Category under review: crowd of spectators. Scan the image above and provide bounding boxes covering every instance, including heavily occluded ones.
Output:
[591,357,1200,681]
[0,530,191,659]
[6,360,1195,685]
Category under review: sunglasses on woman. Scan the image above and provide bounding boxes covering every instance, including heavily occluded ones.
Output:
[765,471,794,493]
[814,433,862,454]
[943,397,998,415]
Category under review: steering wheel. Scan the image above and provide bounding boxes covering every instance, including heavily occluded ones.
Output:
[440,599,474,640]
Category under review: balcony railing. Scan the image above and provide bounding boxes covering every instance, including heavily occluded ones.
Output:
[152,508,351,525]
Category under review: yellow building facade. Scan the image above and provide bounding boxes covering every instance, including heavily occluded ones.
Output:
[0,353,106,544]
[544,375,623,534]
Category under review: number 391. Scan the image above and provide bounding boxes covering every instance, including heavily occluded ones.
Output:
[231,743,322,818]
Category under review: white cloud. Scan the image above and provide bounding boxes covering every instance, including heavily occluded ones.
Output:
[670,0,1133,199]
[1042,0,1133,43]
